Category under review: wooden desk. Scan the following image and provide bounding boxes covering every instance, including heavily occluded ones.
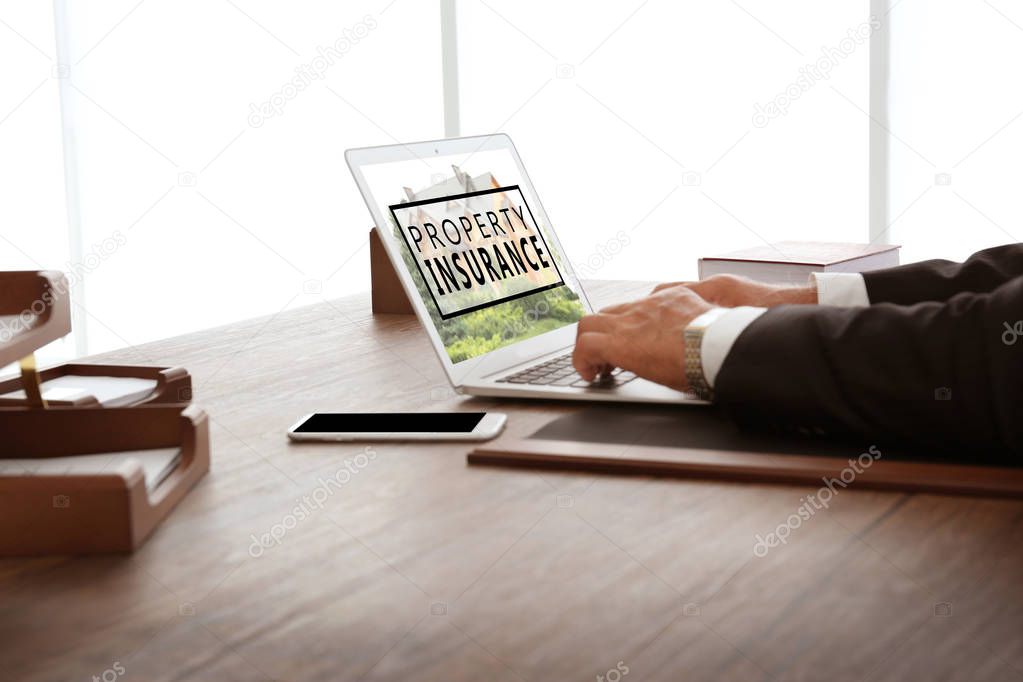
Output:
[3,281,1022,682]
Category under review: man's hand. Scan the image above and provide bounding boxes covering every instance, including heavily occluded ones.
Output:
[573,287,714,392]
[651,274,817,307]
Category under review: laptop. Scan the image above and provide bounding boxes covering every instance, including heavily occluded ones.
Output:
[346,134,705,405]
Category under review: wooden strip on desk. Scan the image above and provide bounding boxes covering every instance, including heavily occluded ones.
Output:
[468,438,1023,498]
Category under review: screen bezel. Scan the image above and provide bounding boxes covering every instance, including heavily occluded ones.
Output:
[294,412,486,433]
[345,134,593,386]
[287,411,506,441]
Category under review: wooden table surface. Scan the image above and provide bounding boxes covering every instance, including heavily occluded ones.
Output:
[3,281,1022,682]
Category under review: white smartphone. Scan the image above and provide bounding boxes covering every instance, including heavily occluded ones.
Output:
[287,412,507,442]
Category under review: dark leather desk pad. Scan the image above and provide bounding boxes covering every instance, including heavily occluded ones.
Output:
[530,405,1014,466]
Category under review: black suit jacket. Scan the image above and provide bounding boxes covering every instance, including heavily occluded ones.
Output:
[715,244,1023,455]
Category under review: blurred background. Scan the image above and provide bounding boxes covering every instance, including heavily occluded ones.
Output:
[2,0,1021,367]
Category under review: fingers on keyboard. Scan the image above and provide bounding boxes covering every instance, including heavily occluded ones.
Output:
[497,353,636,388]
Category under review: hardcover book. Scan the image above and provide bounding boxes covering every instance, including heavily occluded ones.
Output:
[698,241,900,284]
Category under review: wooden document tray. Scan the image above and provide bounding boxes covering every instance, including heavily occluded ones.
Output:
[0,270,71,362]
[0,363,192,408]
[469,406,1023,498]
[0,405,210,555]
[0,270,211,555]
[0,271,191,409]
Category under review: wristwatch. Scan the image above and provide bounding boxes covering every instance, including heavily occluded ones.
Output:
[683,308,729,400]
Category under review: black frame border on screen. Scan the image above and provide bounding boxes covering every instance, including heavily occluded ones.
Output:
[388,184,566,320]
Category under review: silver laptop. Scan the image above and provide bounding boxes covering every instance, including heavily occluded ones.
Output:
[346,134,705,405]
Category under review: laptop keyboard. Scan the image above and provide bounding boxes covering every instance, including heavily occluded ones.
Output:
[495,352,638,389]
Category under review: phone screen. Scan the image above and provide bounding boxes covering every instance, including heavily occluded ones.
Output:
[294,412,486,433]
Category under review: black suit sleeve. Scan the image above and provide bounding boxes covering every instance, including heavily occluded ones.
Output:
[863,243,1023,305]
[715,275,1023,455]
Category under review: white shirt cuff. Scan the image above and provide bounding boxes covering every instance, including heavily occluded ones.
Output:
[812,272,870,307]
[699,306,767,388]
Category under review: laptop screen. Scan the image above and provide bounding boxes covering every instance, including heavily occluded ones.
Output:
[360,148,585,363]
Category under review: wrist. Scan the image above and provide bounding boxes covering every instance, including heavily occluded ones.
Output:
[683,306,728,399]
[765,284,817,306]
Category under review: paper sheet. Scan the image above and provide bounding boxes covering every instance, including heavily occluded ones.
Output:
[0,448,182,492]
[0,375,158,406]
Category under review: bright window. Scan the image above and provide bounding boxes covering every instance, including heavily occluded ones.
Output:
[456,0,871,282]
[9,1,1015,369]
[886,0,1023,264]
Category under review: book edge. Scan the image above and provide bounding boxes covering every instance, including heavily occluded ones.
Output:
[701,243,901,267]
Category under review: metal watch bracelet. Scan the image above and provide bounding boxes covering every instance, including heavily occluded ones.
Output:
[683,308,728,400]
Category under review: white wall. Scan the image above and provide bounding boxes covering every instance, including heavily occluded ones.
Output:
[456,0,870,283]
[886,0,1023,264]
[63,0,446,356]
[3,0,443,369]
[0,2,75,365]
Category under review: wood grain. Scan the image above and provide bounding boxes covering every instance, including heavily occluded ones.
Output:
[1,280,1021,682]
